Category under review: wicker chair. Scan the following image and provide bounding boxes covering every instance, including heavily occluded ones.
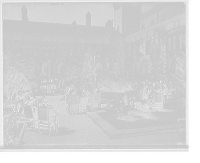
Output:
[23,105,36,132]
[38,105,59,136]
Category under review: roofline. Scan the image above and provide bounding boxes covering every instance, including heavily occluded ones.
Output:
[3,19,114,29]
[125,13,186,39]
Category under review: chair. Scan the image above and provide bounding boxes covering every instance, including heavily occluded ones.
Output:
[68,95,80,114]
[38,105,59,136]
[23,104,36,132]
[153,93,163,110]
[177,118,186,142]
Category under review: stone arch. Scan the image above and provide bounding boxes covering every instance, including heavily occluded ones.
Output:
[141,60,146,74]
[57,61,65,73]
[136,61,140,73]
[146,60,153,73]
[42,62,47,76]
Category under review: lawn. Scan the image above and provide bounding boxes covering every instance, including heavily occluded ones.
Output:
[98,101,186,130]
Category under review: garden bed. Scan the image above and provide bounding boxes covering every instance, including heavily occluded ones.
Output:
[98,101,186,130]
[3,112,24,146]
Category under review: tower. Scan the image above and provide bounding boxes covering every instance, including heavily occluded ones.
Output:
[85,12,91,27]
[113,3,141,35]
[21,5,28,22]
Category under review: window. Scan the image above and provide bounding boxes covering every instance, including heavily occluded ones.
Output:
[47,47,51,56]
[148,30,153,37]
[131,37,135,42]
[173,36,176,50]
[77,38,85,44]
[53,47,57,56]
[35,36,40,41]
[141,24,144,29]
[166,22,174,31]
[41,36,51,42]
[146,39,151,55]
[168,37,172,51]
[161,15,166,21]
[42,46,46,56]
[24,36,34,41]
[58,37,66,42]
[129,23,134,31]
[35,46,39,56]
[95,39,103,44]
[179,18,185,27]
[51,37,56,42]
[103,38,110,44]
[3,34,12,40]
[180,34,183,49]
[174,21,178,28]
[136,34,141,41]
[151,20,154,25]
[67,37,76,43]
[142,32,147,39]
[13,35,23,41]
[86,38,94,44]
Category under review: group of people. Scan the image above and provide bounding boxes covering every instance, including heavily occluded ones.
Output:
[60,81,100,112]
[13,87,58,129]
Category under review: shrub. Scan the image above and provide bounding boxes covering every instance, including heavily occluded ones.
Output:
[3,112,24,145]
[98,76,137,93]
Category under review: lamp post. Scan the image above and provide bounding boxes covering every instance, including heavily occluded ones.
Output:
[92,54,96,110]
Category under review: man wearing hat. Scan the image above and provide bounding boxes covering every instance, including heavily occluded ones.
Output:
[42,97,58,130]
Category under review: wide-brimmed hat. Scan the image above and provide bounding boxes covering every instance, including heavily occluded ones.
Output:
[42,97,48,102]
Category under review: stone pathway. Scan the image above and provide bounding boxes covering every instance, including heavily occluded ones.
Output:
[22,95,186,149]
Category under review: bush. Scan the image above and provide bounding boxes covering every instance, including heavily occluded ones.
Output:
[3,112,24,145]
[98,76,137,93]
[3,99,17,107]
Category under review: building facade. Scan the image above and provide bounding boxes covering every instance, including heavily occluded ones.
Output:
[3,6,115,76]
[122,2,186,75]
[113,3,141,35]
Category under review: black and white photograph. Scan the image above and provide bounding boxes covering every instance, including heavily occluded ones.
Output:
[1,1,188,150]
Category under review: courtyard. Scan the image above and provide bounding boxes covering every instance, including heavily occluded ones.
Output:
[16,95,185,149]
[2,2,187,150]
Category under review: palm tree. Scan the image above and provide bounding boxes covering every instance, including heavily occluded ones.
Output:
[3,48,38,79]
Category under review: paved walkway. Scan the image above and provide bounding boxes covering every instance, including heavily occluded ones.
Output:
[22,95,186,149]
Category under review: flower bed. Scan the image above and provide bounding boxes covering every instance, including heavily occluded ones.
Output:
[98,101,185,130]
[3,111,24,145]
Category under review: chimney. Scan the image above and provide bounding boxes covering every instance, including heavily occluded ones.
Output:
[85,12,91,27]
[21,5,29,22]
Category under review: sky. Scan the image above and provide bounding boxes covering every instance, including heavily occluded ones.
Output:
[2,3,114,26]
